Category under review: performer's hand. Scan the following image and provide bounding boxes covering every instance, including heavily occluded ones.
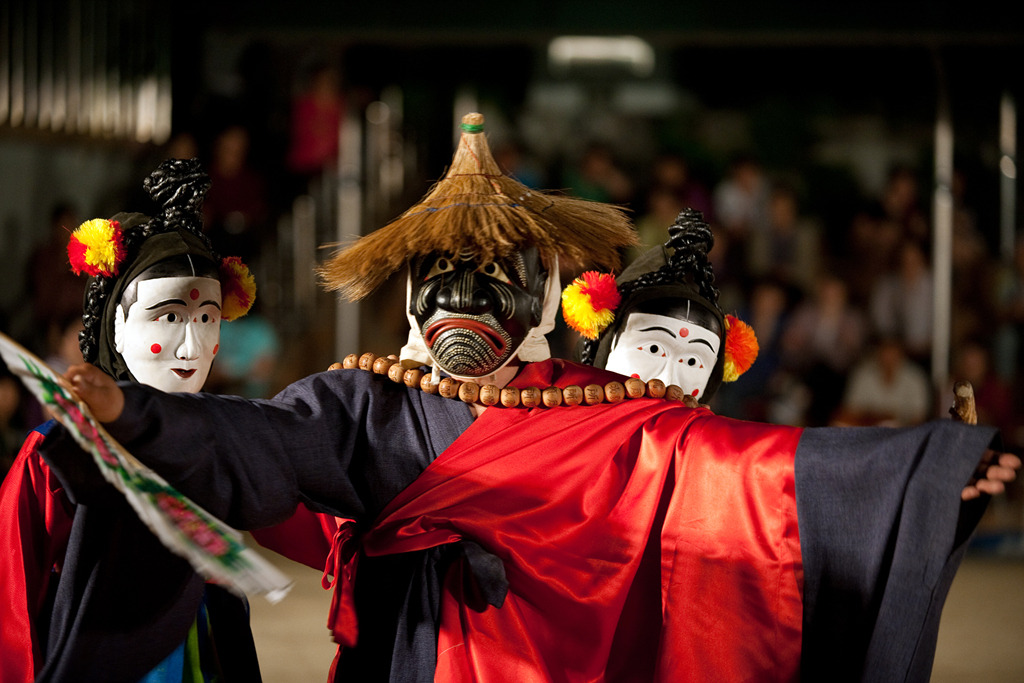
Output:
[962,450,1022,501]
[65,363,124,423]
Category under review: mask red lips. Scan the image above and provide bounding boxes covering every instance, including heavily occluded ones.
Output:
[424,319,508,356]
[172,369,197,379]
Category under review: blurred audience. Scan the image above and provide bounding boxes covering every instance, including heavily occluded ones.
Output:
[747,183,821,295]
[834,336,932,427]
[25,203,85,351]
[869,239,934,366]
[712,153,771,289]
[203,124,272,265]
[494,139,546,189]
[945,338,1018,447]
[879,164,929,246]
[713,277,793,423]
[0,366,29,477]
[205,301,282,399]
[562,142,634,205]
[287,61,344,188]
[779,272,868,426]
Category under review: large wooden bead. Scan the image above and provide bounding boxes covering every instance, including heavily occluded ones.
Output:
[665,384,685,402]
[479,385,501,406]
[624,377,646,399]
[403,368,424,388]
[520,387,542,408]
[541,386,563,407]
[373,356,397,374]
[562,385,583,406]
[420,374,439,394]
[458,381,480,404]
[387,362,406,383]
[500,386,521,407]
[583,384,605,405]
[604,381,626,403]
[438,377,461,399]
[328,362,344,371]
[646,379,666,399]
[342,354,359,369]
[358,352,377,371]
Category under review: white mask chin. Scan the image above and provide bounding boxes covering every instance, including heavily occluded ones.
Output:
[605,312,720,400]
[114,276,222,394]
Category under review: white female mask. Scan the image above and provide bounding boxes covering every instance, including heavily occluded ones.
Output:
[605,311,721,400]
[114,275,222,394]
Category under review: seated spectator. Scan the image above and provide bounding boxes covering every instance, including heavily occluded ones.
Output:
[834,336,932,427]
[747,183,821,295]
[869,239,933,366]
[780,271,868,426]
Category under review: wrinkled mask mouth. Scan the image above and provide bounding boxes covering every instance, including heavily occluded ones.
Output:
[421,312,515,377]
[425,317,508,357]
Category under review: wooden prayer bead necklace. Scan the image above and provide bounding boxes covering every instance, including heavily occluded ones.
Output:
[334,352,698,409]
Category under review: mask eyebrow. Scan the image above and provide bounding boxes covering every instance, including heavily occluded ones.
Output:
[689,337,716,350]
[637,326,676,338]
[145,299,188,310]
[200,300,222,310]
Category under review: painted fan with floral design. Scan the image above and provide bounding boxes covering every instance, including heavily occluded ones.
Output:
[0,330,292,602]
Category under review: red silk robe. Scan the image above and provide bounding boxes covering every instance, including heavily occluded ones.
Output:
[361,360,804,681]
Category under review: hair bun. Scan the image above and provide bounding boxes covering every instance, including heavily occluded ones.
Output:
[143,158,210,233]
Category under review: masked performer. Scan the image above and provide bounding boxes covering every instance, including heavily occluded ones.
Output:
[64,115,1015,682]
[0,160,262,682]
[567,207,752,403]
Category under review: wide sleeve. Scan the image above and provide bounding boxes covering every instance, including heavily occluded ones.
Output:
[796,420,998,682]
[0,425,75,683]
[99,368,448,529]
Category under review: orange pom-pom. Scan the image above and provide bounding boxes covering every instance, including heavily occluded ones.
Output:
[67,219,125,277]
[219,256,256,321]
[561,271,621,340]
[722,314,758,382]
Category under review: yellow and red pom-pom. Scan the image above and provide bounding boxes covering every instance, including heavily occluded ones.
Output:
[219,256,256,321]
[561,271,621,340]
[722,314,758,382]
[67,219,125,277]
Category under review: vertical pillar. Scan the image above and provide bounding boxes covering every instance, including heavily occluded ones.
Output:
[932,53,954,390]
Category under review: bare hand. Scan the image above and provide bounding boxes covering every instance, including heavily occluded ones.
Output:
[64,363,125,423]
[962,450,1022,501]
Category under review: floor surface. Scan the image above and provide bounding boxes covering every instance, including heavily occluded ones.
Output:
[247,525,1024,682]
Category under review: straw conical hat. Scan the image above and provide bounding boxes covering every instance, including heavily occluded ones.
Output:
[319,112,637,301]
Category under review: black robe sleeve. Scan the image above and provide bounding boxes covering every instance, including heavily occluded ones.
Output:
[103,368,472,528]
[796,420,998,682]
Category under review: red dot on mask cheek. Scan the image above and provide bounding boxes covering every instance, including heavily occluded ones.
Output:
[150,343,162,354]
[691,389,699,397]
[679,327,689,337]
[213,344,219,355]
[190,288,200,300]
[630,373,640,378]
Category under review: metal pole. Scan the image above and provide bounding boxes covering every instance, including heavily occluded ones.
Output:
[1000,91,1018,263]
[931,51,954,391]
[335,108,364,361]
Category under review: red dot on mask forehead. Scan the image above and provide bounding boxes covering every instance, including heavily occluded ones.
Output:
[190,288,200,300]
[679,327,689,337]
[151,343,162,354]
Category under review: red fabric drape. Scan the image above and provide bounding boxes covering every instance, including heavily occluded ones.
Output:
[0,429,76,683]
[361,360,804,682]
